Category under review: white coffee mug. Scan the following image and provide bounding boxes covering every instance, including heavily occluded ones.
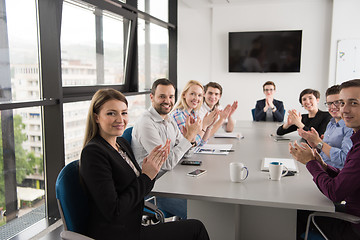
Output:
[269,162,288,181]
[230,162,249,182]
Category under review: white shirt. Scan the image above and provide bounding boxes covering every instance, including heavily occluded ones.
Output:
[132,106,193,175]
[199,102,229,126]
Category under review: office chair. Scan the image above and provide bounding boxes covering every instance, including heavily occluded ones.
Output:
[122,126,133,144]
[251,108,256,121]
[304,211,360,240]
[56,160,166,240]
[56,160,93,240]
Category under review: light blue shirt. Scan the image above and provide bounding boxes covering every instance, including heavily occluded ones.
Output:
[320,118,353,169]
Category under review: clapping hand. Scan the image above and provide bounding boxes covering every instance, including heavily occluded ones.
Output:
[288,141,314,165]
[219,105,231,120]
[266,95,274,109]
[297,127,321,148]
[183,115,202,142]
[229,101,238,117]
[142,139,170,180]
[286,109,303,128]
[203,109,219,129]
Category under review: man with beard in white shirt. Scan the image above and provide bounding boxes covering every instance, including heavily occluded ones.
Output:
[132,78,201,219]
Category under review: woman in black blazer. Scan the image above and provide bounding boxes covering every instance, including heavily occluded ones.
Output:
[277,88,331,136]
[254,81,285,122]
[80,88,210,240]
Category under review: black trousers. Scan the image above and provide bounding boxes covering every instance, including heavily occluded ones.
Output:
[297,210,360,240]
[140,219,210,240]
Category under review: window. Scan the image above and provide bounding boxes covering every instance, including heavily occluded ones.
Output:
[61,1,96,86]
[138,20,169,91]
[61,0,131,87]
[138,0,168,22]
[63,101,90,165]
[103,11,127,85]
[2,0,40,103]
[0,107,44,237]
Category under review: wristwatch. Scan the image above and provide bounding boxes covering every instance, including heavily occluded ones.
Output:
[316,141,324,153]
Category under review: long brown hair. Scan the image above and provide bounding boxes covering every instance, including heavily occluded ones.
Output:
[83,88,128,148]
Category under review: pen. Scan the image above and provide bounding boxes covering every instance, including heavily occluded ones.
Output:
[220,149,235,152]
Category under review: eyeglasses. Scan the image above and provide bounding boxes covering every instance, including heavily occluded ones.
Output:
[264,89,274,92]
[324,100,340,108]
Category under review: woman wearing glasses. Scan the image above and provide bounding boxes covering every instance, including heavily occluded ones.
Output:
[277,88,331,136]
[254,81,285,122]
[297,85,353,168]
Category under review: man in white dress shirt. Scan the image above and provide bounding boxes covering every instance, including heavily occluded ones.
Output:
[132,78,201,219]
[199,82,238,136]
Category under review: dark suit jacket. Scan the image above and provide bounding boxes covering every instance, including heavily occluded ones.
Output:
[254,99,285,122]
[80,135,154,240]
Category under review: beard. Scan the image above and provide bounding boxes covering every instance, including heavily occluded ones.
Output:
[154,103,173,115]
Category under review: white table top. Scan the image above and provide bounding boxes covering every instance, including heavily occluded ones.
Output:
[152,121,335,212]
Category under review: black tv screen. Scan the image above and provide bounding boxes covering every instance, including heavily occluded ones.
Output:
[229,30,302,72]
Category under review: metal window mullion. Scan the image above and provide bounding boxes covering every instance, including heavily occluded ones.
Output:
[144,0,151,91]
[169,0,178,93]
[95,8,104,85]
[37,0,65,220]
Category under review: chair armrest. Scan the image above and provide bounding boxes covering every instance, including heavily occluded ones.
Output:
[60,230,94,240]
[144,199,165,223]
[310,211,360,224]
[144,200,159,212]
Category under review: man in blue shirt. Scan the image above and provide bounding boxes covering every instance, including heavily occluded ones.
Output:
[298,85,353,168]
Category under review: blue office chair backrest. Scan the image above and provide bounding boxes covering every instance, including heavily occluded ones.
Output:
[122,127,133,145]
[251,108,256,121]
[56,160,89,234]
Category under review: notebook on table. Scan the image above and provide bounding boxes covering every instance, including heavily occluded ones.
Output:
[261,157,299,173]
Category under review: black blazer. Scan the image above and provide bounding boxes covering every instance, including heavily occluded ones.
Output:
[254,99,285,122]
[80,135,154,240]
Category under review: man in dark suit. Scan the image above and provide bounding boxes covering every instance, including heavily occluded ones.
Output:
[254,81,285,122]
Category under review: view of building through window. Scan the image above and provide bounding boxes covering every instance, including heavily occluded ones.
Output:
[0,0,45,236]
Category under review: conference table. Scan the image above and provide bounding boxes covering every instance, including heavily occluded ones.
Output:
[151,121,335,240]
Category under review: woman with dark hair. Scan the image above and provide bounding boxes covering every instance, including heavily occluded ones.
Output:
[277,88,331,136]
[254,81,284,122]
[79,88,210,240]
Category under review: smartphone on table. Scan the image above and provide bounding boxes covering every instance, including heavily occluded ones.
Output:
[181,160,202,166]
[187,169,207,177]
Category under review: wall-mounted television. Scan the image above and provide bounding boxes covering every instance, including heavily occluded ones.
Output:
[229,30,302,73]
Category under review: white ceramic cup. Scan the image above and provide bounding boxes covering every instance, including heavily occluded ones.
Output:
[230,162,249,182]
[269,162,289,181]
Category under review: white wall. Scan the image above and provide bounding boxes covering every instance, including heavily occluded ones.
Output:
[328,0,360,86]
[178,0,212,89]
[179,0,333,120]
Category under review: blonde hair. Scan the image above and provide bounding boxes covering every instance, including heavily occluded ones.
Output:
[83,88,128,148]
[173,80,204,112]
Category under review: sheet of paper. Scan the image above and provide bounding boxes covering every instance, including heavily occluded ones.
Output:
[214,132,244,139]
[194,144,233,155]
[262,157,299,172]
